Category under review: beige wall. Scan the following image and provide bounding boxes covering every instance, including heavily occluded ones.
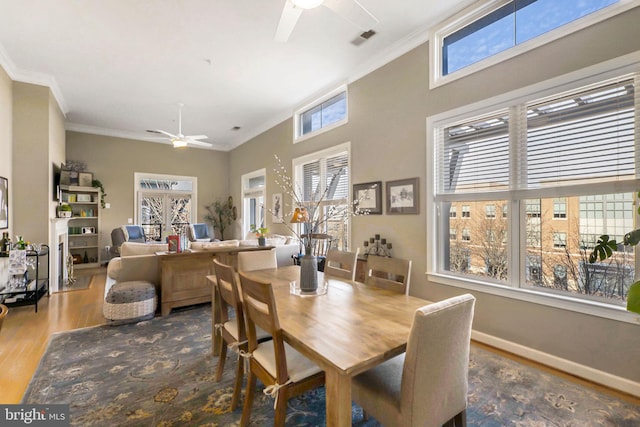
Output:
[0,66,11,234]
[66,132,230,252]
[229,7,640,387]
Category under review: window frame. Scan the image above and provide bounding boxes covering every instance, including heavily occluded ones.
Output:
[292,142,352,250]
[429,0,636,89]
[241,169,266,238]
[426,54,640,324]
[294,85,348,143]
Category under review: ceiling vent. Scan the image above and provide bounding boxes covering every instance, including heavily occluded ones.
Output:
[351,29,376,46]
[231,126,241,131]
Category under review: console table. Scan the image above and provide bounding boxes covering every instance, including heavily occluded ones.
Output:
[157,246,273,315]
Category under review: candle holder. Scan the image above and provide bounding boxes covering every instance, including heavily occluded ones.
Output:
[363,235,392,257]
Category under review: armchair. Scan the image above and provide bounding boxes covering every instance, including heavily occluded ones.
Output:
[110,225,147,257]
[187,223,216,242]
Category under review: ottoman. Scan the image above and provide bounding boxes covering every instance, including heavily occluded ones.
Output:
[103,280,157,326]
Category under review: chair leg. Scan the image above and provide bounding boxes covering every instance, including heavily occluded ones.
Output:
[215,342,227,382]
[230,352,244,411]
[241,368,256,427]
[274,387,288,427]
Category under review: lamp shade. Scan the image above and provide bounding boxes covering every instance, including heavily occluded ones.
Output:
[290,207,309,223]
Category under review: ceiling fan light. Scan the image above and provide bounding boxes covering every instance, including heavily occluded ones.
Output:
[291,0,324,10]
[172,139,188,148]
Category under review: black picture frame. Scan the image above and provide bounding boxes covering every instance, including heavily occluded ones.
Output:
[386,178,419,214]
[353,181,382,215]
[0,176,8,229]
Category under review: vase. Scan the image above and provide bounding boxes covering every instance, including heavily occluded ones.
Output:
[258,236,266,246]
[299,247,318,292]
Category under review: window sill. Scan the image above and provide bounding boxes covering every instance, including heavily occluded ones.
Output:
[426,272,640,325]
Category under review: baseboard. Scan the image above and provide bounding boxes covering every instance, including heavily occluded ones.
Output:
[471,330,640,398]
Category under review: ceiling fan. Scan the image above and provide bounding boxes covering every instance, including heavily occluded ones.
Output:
[275,0,378,43]
[146,104,211,148]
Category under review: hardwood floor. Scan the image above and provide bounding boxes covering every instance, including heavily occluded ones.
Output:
[0,267,106,404]
[1,268,638,407]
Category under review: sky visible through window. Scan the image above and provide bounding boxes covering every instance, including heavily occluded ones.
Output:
[444,0,618,75]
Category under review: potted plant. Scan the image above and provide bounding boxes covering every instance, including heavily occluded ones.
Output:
[57,203,72,218]
[250,224,269,246]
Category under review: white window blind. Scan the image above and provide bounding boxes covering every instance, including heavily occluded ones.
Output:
[301,152,349,202]
[523,76,636,188]
[438,110,510,194]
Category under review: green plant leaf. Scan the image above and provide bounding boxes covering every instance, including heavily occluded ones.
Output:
[589,235,617,263]
[627,281,640,314]
[623,228,640,246]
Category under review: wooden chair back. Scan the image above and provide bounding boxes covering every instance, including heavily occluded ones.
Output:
[0,304,8,332]
[237,248,277,272]
[301,233,333,257]
[365,256,412,294]
[213,259,244,339]
[239,273,288,383]
[325,249,358,281]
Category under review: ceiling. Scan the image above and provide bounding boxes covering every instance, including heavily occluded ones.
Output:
[0,0,471,151]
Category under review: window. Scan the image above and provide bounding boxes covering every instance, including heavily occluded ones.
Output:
[449,206,457,218]
[553,232,567,249]
[295,86,348,140]
[429,67,638,312]
[462,205,471,218]
[241,169,266,237]
[430,0,632,88]
[450,228,457,240]
[135,173,196,241]
[553,198,567,219]
[293,143,351,250]
[486,204,496,218]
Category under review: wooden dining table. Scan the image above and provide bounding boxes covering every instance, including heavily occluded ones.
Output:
[226,265,431,426]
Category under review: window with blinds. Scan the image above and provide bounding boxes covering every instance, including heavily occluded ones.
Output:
[431,72,638,308]
[294,145,351,249]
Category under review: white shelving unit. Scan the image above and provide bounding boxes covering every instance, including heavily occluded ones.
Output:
[60,185,100,269]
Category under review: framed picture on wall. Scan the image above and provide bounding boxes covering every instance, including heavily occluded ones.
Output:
[353,181,382,214]
[386,178,419,214]
[78,172,93,187]
[0,176,8,229]
[272,193,283,223]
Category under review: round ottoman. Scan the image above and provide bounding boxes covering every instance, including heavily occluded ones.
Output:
[103,281,157,326]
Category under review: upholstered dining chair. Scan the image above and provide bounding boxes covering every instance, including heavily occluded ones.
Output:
[237,248,277,272]
[365,255,412,294]
[238,273,325,427]
[324,249,358,281]
[212,259,270,411]
[351,294,476,427]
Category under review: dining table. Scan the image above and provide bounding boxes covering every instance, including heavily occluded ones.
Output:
[219,264,431,426]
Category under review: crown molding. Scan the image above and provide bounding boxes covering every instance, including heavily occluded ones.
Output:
[65,122,226,151]
[0,42,68,116]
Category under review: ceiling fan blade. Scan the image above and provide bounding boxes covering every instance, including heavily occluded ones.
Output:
[275,0,304,42]
[185,134,208,140]
[185,138,213,147]
[323,0,378,31]
[147,129,176,139]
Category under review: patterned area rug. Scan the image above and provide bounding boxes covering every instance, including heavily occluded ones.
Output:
[23,304,639,426]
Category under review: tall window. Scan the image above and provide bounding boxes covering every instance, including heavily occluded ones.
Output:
[295,86,348,140]
[241,169,265,238]
[135,173,196,241]
[430,70,637,309]
[293,143,351,250]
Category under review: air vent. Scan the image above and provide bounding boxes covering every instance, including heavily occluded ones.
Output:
[231,126,241,131]
[351,29,376,46]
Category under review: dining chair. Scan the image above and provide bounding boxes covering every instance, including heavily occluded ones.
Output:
[352,294,476,427]
[0,304,8,332]
[324,249,358,281]
[212,259,270,411]
[365,255,412,294]
[237,248,277,272]
[238,272,325,427]
[294,233,333,271]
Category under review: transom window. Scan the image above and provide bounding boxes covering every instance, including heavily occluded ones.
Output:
[430,0,632,88]
[294,86,348,141]
[428,68,638,312]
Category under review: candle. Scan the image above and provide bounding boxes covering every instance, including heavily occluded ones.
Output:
[375,234,380,240]
[370,237,375,243]
[387,243,392,249]
[381,238,386,244]
[364,241,369,247]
